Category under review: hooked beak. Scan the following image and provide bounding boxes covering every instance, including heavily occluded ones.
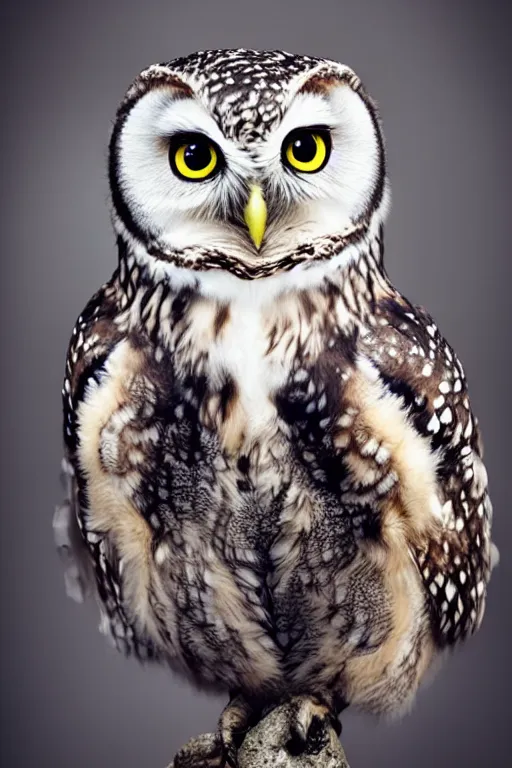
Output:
[243,185,267,250]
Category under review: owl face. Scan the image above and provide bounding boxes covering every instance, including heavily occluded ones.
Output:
[110,49,389,277]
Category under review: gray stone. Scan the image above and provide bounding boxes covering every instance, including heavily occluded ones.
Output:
[169,701,350,768]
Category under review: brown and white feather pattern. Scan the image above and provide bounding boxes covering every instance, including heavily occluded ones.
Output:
[58,48,496,719]
[61,239,495,714]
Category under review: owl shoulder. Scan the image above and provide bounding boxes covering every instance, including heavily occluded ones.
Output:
[62,275,125,454]
[359,292,477,455]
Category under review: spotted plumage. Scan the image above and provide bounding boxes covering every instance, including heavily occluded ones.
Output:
[55,48,497,751]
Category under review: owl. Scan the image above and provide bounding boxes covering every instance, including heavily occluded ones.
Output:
[54,49,498,765]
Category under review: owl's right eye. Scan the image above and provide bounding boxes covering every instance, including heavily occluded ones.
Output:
[169,133,224,182]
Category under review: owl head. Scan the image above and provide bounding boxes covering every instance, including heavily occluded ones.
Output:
[109,49,389,281]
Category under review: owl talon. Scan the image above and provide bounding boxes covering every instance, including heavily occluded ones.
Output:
[171,732,224,767]
[286,695,341,757]
[219,744,239,768]
[217,692,262,767]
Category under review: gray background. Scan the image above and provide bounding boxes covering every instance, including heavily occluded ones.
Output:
[1,0,510,766]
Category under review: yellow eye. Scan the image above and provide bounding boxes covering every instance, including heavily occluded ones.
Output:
[170,133,222,181]
[283,129,331,173]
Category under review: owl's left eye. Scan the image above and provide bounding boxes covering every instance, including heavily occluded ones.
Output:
[282,128,331,174]
[169,133,223,181]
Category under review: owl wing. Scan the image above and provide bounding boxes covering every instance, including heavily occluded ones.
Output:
[353,292,497,647]
[55,276,146,653]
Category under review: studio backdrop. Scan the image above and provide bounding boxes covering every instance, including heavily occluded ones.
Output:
[1,1,510,767]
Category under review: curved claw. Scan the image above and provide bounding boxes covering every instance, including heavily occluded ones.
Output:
[286,695,342,757]
[218,692,263,767]
[171,732,223,767]
[219,742,239,768]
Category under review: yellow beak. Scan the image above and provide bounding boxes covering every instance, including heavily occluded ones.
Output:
[243,185,267,250]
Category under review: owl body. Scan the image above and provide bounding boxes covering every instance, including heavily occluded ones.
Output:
[57,49,496,720]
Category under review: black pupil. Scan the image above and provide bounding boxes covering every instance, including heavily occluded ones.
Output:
[292,133,317,163]
[184,141,212,171]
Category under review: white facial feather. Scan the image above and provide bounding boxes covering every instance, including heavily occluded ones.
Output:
[115,69,388,272]
[118,88,252,245]
[260,88,381,236]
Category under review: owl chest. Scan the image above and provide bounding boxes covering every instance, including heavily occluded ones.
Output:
[206,305,288,434]
[84,315,400,677]
[152,301,355,549]
[152,307,292,527]
[94,298,357,556]
[163,301,292,466]
[170,295,347,441]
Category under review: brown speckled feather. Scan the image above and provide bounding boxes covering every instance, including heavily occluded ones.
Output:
[358,294,493,645]
[56,49,497,721]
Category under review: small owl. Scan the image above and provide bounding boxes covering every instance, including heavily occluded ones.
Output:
[54,49,498,763]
